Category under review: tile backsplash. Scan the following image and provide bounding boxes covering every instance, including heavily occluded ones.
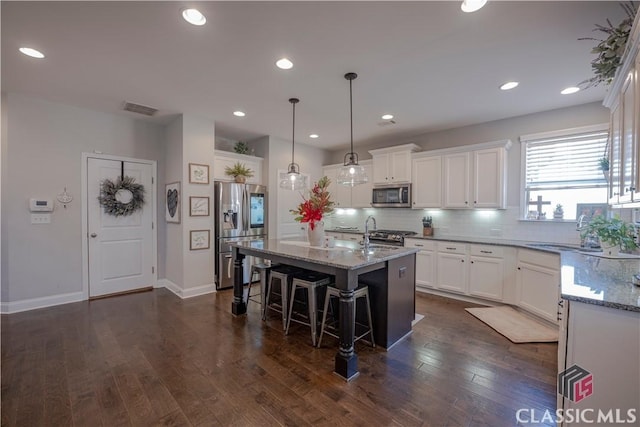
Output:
[324,206,584,244]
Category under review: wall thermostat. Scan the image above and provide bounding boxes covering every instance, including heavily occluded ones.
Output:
[29,198,54,212]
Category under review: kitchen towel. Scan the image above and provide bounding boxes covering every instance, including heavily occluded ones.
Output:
[465,306,558,343]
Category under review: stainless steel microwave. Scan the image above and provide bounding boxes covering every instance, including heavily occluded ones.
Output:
[371,184,411,208]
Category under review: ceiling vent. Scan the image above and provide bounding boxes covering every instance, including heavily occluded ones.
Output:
[377,119,396,126]
[122,101,158,116]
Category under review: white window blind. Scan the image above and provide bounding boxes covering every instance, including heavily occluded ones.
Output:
[523,129,608,190]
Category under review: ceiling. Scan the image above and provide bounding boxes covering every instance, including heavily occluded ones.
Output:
[1,1,630,151]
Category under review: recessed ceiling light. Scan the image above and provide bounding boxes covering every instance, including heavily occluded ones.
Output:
[309,134,319,139]
[561,86,580,95]
[500,81,519,90]
[182,8,206,26]
[461,0,487,13]
[381,114,394,120]
[276,58,293,70]
[19,47,45,59]
[233,111,246,117]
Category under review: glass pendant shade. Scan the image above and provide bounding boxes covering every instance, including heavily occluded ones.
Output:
[280,98,304,190]
[280,162,305,190]
[339,72,368,186]
[337,153,368,186]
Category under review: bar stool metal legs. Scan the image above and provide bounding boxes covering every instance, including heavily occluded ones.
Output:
[265,266,300,329]
[247,263,272,319]
[318,285,375,348]
[285,271,332,346]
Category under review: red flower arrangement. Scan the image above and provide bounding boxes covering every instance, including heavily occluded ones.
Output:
[290,176,335,230]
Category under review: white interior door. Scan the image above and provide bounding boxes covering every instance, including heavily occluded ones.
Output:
[88,158,154,297]
[276,169,310,239]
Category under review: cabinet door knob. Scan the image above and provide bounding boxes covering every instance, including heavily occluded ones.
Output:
[90,233,97,238]
[517,266,521,270]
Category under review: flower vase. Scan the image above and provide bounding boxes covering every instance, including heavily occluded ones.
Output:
[308,222,325,247]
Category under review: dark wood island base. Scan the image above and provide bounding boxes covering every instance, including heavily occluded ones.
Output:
[230,239,418,380]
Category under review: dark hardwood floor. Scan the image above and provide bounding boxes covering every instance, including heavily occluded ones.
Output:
[1,288,557,426]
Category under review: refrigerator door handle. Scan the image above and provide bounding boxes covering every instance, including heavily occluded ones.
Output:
[225,254,233,278]
[242,186,248,231]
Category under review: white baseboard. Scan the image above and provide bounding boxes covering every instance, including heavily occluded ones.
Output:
[157,279,216,299]
[0,291,84,314]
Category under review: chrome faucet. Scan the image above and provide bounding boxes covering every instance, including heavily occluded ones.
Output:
[364,215,377,249]
[576,214,587,231]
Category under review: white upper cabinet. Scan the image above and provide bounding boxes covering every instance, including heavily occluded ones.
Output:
[213,152,263,184]
[603,13,640,206]
[473,147,506,208]
[443,152,470,208]
[369,144,421,184]
[412,156,442,208]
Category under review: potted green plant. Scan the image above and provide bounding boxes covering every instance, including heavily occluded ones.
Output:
[224,162,254,183]
[233,141,250,155]
[579,2,638,88]
[581,215,638,255]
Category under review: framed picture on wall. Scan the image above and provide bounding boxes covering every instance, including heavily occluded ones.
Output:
[189,196,209,216]
[165,182,180,223]
[189,163,209,184]
[190,230,210,250]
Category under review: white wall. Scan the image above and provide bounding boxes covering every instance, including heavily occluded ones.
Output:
[180,115,215,293]
[1,93,164,304]
[162,116,183,285]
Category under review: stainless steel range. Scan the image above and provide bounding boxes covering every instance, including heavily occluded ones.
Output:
[368,229,418,246]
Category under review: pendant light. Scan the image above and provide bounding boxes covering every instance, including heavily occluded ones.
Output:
[279,97,305,190]
[337,72,368,186]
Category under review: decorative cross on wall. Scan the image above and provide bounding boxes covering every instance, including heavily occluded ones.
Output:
[528,196,551,216]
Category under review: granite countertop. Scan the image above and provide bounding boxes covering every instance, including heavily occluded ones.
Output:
[233,239,419,270]
[559,251,640,313]
[406,235,640,313]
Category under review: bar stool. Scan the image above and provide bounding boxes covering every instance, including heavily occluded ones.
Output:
[317,284,375,348]
[285,271,333,346]
[247,263,272,319]
[265,265,302,329]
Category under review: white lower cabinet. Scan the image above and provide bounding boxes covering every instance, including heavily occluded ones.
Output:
[516,249,560,324]
[558,300,640,426]
[405,239,436,289]
[436,242,468,294]
[468,245,504,301]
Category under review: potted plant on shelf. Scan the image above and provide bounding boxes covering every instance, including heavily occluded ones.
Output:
[580,214,638,255]
[233,141,250,155]
[578,2,638,88]
[224,162,254,183]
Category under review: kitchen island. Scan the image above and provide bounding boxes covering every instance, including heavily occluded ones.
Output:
[231,239,419,380]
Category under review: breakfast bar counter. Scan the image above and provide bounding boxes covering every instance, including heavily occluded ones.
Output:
[231,239,419,380]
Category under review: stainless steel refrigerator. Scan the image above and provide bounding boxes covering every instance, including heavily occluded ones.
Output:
[214,181,267,290]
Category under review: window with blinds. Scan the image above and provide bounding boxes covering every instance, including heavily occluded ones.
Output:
[521,125,609,220]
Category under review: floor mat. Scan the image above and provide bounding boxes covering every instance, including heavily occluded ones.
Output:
[465,306,558,343]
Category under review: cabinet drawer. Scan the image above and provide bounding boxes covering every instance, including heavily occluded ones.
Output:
[518,249,560,269]
[437,242,467,254]
[404,238,436,250]
[469,244,503,258]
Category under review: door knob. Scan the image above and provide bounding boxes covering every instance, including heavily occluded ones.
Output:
[90,233,97,238]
